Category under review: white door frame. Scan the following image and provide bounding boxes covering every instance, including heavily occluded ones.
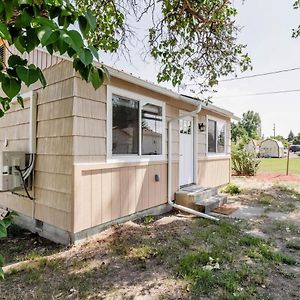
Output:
[179,111,198,187]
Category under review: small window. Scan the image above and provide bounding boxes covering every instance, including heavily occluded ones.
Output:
[208,118,226,154]
[112,95,139,155]
[180,120,192,135]
[110,91,165,158]
[142,103,162,155]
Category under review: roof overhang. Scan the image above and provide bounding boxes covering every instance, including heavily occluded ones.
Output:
[37,47,235,119]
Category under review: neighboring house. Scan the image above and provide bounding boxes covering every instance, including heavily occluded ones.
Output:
[259,138,284,158]
[244,139,261,157]
[0,48,235,244]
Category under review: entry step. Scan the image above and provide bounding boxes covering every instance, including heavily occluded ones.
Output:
[175,185,227,214]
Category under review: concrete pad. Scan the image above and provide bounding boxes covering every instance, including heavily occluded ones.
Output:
[229,205,265,220]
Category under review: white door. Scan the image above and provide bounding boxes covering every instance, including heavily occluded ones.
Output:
[179,116,194,187]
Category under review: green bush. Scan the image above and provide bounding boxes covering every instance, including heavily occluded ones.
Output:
[0,212,16,279]
[221,183,241,195]
[231,146,260,176]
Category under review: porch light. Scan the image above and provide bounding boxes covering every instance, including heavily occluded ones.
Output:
[198,123,205,132]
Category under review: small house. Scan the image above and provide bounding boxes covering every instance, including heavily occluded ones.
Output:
[259,138,284,158]
[0,48,236,244]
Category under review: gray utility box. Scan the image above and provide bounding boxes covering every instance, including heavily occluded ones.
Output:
[0,151,26,191]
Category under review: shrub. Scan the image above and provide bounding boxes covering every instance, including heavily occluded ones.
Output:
[221,183,241,195]
[231,146,260,176]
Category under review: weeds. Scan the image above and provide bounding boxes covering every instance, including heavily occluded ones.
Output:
[221,183,241,195]
[286,240,300,250]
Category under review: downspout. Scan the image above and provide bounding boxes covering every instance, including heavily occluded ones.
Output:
[167,103,219,221]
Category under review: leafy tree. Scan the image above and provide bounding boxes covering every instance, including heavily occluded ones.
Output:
[274,135,288,148]
[0,0,107,115]
[288,130,295,142]
[0,0,251,115]
[231,122,249,143]
[293,133,300,145]
[239,111,261,138]
[231,110,261,143]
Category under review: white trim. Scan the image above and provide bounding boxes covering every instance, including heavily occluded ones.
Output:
[106,85,166,163]
[206,114,227,157]
[193,114,198,184]
[179,111,194,187]
[34,47,234,119]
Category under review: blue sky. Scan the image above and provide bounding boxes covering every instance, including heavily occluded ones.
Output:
[100,0,300,138]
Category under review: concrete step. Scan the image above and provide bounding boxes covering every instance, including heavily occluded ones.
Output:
[175,186,226,214]
[195,195,228,214]
[179,185,218,201]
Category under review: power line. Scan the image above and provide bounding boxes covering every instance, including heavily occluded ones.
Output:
[184,66,300,86]
[215,88,300,98]
[219,66,300,82]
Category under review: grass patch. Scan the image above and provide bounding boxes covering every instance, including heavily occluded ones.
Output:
[143,215,155,224]
[259,194,275,206]
[271,220,300,235]
[258,158,300,176]
[286,241,300,250]
[221,183,241,195]
[130,245,158,260]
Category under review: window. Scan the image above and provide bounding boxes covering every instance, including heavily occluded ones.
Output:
[142,103,162,155]
[180,119,192,135]
[207,117,226,154]
[112,95,139,155]
[109,88,165,159]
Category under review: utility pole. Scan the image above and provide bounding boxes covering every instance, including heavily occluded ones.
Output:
[273,123,276,138]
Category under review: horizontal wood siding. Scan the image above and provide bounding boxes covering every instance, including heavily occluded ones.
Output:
[73,163,168,232]
[9,46,63,70]
[0,61,75,231]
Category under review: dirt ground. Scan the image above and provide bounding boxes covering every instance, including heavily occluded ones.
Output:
[1,177,300,299]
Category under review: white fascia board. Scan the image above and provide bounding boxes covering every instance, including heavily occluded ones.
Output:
[36,47,234,118]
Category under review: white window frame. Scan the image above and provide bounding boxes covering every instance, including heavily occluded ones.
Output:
[206,115,227,156]
[107,85,166,162]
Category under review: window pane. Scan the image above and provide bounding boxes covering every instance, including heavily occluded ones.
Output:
[112,94,139,155]
[142,103,162,155]
[217,122,226,153]
[208,120,216,153]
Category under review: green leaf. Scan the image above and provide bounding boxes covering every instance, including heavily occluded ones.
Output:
[1,77,21,99]
[85,10,97,30]
[37,27,59,46]
[0,254,4,267]
[0,2,4,15]
[0,109,4,118]
[0,222,7,238]
[88,66,104,89]
[17,96,24,108]
[78,48,93,66]
[67,30,84,52]
[78,15,90,37]
[14,36,26,54]
[16,66,39,87]
[15,9,32,28]
[8,55,28,68]
[4,0,13,22]
[88,45,99,61]
[0,23,12,43]
[35,16,57,29]
[37,68,46,88]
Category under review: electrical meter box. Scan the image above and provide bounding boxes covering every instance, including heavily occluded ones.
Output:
[0,151,26,191]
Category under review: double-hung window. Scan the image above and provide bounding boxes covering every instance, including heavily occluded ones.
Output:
[207,116,226,154]
[109,87,165,160]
